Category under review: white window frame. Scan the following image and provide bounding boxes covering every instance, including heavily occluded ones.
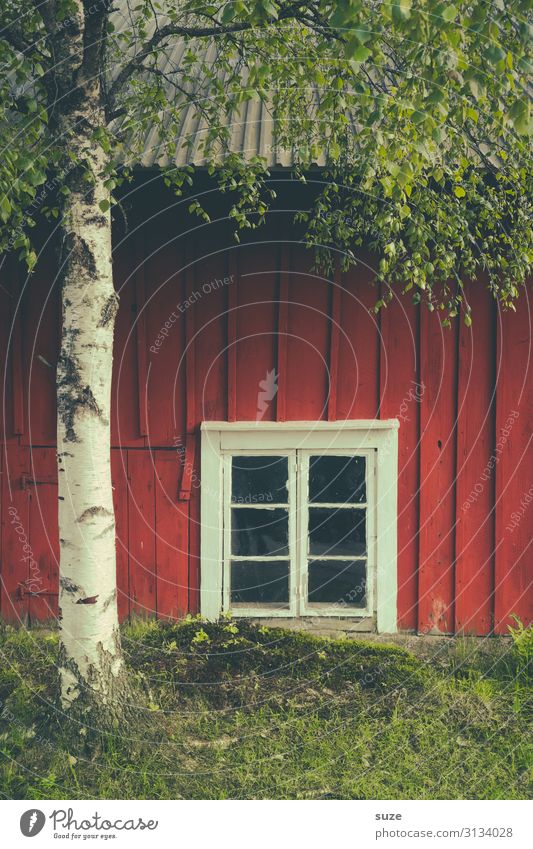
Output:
[200,420,399,633]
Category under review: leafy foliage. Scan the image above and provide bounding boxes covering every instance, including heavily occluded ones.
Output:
[0,0,532,317]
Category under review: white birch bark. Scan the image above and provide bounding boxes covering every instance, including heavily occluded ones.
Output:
[57,135,127,717]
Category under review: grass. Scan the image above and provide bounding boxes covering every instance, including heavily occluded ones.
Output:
[0,617,531,799]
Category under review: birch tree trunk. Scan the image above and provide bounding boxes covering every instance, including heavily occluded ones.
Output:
[56,116,128,723]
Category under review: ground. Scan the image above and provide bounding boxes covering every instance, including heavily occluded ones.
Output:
[0,618,531,800]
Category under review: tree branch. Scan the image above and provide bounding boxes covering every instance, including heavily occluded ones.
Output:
[107,2,336,107]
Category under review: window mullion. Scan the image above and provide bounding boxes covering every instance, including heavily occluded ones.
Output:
[295,450,309,617]
[288,450,298,616]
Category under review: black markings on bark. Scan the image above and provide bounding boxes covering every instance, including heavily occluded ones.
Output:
[95,521,115,539]
[66,234,97,279]
[103,590,117,612]
[57,628,133,732]
[76,595,99,605]
[85,213,108,227]
[98,292,119,328]
[77,505,113,523]
[60,576,81,594]
[57,350,102,442]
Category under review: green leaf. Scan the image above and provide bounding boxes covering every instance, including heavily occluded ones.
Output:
[220,2,238,24]
[351,26,372,45]
[453,186,466,198]
[442,5,458,23]
[509,99,531,135]
[329,140,341,160]
[28,170,46,187]
[392,0,412,25]
[485,45,506,66]
[411,110,426,125]
[348,45,372,62]
[0,195,11,222]
[99,199,111,212]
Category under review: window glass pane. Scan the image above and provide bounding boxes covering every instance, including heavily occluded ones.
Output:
[309,455,366,504]
[231,561,289,605]
[232,456,288,503]
[308,560,367,606]
[308,507,366,556]
[231,507,289,556]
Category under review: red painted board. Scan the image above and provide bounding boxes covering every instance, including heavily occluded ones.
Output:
[285,245,330,421]
[22,268,58,446]
[418,309,459,634]
[337,266,380,420]
[276,246,289,422]
[455,284,496,634]
[227,252,238,422]
[112,239,145,448]
[111,448,130,622]
[135,239,149,438]
[155,451,189,619]
[193,246,228,424]
[327,264,342,422]
[144,228,187,446]
[1,444,30,622]
[235,244,278,422]
[188,439,201,614]
[0,263,13,442]
[11,274,24,437]
[494,296,533,632]
[127,450,157,617]
[27,447,58,622]
[184,255,196,437]
[380,293,420,632]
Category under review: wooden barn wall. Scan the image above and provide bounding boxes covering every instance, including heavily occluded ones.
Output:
[0,191,531,634]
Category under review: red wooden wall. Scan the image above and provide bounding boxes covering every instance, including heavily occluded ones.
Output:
[0,183,531,633]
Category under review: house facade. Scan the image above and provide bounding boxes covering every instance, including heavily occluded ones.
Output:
[1,176,531,635]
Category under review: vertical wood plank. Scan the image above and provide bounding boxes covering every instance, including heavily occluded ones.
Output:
[194,249,227,424]
[380,294,420,632]
[155,452,189,619]
[143,219,187,447]
[23,268,58,446]
[327,263,342,422]
[418,309,459,634]
[127,451,156,617]
[188,439,201,614]
[111,448,130,622]
[455,284,495,634]
[27,447,58,622]
[1,445,30,622]
[185,260,196,434]
[494,298,533,632]
[0,261,13,442]
[135,237,149,438]
[276,245,289,422]
[285,245,329,420]
[11,274,24,436]
[235,244,278,421]
[185,244,199,613]
[112,238,145,448]
[336,266,380,419]
[227,252,238,422]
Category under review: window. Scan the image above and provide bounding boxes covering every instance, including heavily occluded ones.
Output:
[201,421,398,632]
